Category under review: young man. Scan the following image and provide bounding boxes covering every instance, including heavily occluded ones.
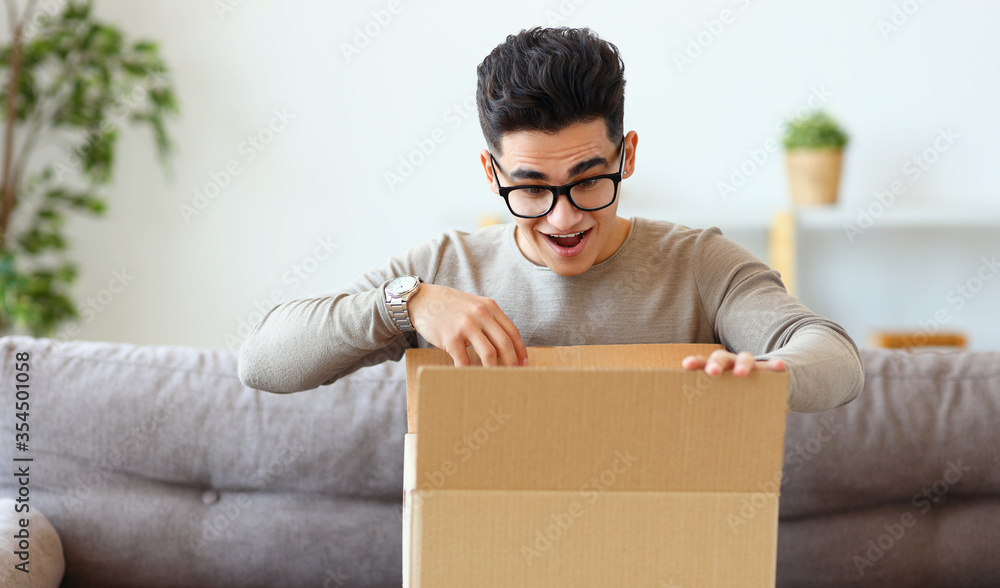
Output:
[239,27,863,413]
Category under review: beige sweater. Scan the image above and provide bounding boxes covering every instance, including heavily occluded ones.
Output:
[238,218,863,412]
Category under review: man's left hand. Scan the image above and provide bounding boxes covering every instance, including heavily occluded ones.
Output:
[682,350,786,377]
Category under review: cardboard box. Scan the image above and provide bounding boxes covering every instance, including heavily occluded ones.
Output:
[403,344,789,587]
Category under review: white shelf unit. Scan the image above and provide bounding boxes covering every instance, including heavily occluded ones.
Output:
[634,205,1000,298]
[647,206,1000,232]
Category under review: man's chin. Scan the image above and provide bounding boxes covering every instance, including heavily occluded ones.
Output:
[547,262,590,277]
[537,243,594,276]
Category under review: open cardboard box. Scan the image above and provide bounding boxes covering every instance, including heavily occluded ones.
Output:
[403,344,790,587]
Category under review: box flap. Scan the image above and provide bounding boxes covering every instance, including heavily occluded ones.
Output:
[405,343,723,433]
[413,366,788,493]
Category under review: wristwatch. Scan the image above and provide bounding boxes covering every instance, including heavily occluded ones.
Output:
[384,275,422,332]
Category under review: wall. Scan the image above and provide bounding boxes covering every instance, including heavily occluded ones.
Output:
[9,0,998,350]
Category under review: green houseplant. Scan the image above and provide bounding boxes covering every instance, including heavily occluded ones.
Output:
[0,0,178,336]
[782,110,849,205]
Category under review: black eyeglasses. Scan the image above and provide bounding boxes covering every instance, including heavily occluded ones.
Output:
[489,137,626,219]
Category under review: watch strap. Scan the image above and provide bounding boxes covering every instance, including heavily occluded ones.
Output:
[387,298,415,332]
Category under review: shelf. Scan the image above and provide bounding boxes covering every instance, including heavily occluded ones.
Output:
[635,205,1000,232]
[795,206,1000,229]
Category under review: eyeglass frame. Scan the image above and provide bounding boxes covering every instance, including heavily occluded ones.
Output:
[488,136,626,219]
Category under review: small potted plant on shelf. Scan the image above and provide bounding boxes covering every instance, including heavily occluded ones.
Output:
[782,110,849,206]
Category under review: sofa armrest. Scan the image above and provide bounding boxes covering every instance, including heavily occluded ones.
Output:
[0,498,64,588]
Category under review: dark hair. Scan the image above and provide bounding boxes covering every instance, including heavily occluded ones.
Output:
[476,27,626,155]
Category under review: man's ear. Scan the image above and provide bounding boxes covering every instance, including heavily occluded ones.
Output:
[480,149,500,195]
[623,131,638,178]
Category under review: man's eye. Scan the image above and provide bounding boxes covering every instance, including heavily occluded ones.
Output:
[521,187,547,197]
[576,179,598,190]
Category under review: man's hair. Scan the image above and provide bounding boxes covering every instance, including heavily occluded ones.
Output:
[476,27,626,156]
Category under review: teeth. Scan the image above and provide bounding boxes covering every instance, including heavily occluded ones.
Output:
[548,231,585,238]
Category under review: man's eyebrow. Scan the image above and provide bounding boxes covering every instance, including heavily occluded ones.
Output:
[509,155,610,182]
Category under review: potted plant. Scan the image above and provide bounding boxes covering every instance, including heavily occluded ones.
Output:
[0,0,178,336]
[782,110,849,206]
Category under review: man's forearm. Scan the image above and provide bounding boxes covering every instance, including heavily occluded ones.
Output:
[237,287,405,393]
[759,324,865,413]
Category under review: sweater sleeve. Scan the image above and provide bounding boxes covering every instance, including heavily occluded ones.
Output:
[237,235,445,393]
[691,227,864,413]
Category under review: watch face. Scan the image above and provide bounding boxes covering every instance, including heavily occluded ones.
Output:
[387,276,418,296]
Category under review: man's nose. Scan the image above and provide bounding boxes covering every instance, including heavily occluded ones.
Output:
[546,190,584,229]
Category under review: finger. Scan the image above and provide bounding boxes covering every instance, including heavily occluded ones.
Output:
[733,352,756,376]
[491,309,529,367]
[706,350,735,376]
[481,319,520,367]
[467,332,499,368]
[444,341,471,367]
[763,358,787,372]
[682,355,707,370]
[448,348,471,367]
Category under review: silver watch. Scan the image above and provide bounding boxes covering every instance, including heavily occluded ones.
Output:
[384,275,422,332]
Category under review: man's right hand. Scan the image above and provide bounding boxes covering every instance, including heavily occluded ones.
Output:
[407,282,529,368]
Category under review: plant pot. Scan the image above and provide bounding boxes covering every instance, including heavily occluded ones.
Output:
[785,149,843,206]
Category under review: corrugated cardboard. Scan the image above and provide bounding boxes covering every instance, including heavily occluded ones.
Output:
[404,343,723,433]
[402,344,789,588]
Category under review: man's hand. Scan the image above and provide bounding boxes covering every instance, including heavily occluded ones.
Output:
[407,283,529,368]
[681,350,786,377]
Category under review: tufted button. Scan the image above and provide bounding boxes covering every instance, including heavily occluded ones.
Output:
[201,490,220,505]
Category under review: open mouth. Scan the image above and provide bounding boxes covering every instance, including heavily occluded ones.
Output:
[547,229,589,249]
[542,228,592,258]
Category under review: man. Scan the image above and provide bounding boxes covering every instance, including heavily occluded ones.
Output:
[238,27,863,413]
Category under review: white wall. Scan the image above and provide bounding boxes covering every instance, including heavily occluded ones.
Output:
[22,0,999,350]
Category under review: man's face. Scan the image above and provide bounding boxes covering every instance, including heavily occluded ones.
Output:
[481,119,637,277]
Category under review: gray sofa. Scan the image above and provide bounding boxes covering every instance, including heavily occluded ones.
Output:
[0,335,997,587]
